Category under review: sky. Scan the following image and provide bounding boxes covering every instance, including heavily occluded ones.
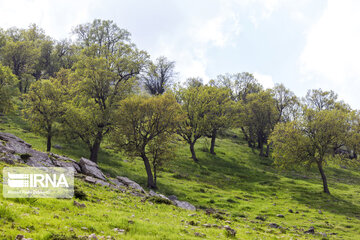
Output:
[1,0,360,108]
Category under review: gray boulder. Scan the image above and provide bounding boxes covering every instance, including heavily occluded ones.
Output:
[168,195,178,201]
[79,157,106,180]
[173,200,196,211]
[116,176,145,193]
[149,190,170,201]
[84,176,110,187]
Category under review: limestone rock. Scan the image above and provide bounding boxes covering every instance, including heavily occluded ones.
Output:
[116,176,145,193]
[173,200,196,211]
[79,157,106,180]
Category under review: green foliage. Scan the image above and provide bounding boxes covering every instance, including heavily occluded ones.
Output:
[0,63,18,113]
[1,40,39,92]
[270,107,352,193]
[241,90,278,155]
[176,84,211,161]
[111,93,182,188]
[23,78,64,151]
[271,83,299,123]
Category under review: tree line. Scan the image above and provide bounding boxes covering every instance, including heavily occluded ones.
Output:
[0,19,359,192]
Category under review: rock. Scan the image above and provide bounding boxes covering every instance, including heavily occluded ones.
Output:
[225,220,232,224]
[255,216,266,221]
[0,157,15,165]
[113,228,125,233]
[74,200,86,208]
[84,176,97,184]
[276,214,285,218]
[53,144,62,149]
[320,232,327,237]
[116,176,145,193]
[15,235,24,240]
[79,157,106,180]
[304,226,315,234]
[88,233,98,240]
[288,209,293,213]
[149,190,170,201]
[202,224,211,228]
[224,225,236,237]
[173,200,196,211]
[85,176,110,187]
[269,223,280,228]
[168,195,178,201]
[194,232,206,237]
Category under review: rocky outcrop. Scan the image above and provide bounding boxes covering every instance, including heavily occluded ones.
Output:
[116,176,146,193]
[79,157,106,180]
[149,190,170,201]
[0,132,197,211]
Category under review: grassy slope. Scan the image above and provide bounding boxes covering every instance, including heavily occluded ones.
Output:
[0,113,360,239]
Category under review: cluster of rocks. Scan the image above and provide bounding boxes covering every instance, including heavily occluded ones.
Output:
[0,132,196,211]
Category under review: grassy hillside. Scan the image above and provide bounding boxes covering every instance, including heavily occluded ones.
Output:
[1,113,360,239]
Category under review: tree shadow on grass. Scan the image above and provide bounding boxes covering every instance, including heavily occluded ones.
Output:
[285,182,360,218]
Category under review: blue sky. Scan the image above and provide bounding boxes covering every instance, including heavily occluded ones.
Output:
[1,0,360,108]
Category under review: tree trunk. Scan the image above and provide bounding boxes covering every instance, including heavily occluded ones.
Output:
[259,141,264,156]
[210,129,217,155]
[19,80,23,93]
[190,141,198,163]
[142,153,156,189]
[317,161,330,194]
[46,131,52,152]
[153,163,157,187]
[241,127,253,147]
[241,127,248,141]
[265,143,271,157]
[89,131,103,163]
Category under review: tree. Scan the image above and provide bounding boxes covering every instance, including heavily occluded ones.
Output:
[73,19,130,58]
[270,108,351,194]
[111,94,182,188]
[217,72,262,102]
[203,86,235,154]
[1,40,39,92]
[24,78,64,151]
[304,89,338,111]
[242,90,278,156]
[271,83,299,123]
[176,84,210,162]
[61,20,148,163]
[0,63,18,114]
[216,72,262,144]
[142,56,176,95]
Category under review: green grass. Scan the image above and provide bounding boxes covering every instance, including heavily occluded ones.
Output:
[1,113,360,239]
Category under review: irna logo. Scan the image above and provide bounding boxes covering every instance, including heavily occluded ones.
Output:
[3,167,74,198]
[7,173,69,188]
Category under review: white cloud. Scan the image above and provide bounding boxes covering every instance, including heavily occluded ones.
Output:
[0,0,96,39]
[299,0,360,108]
[253,72,274,89]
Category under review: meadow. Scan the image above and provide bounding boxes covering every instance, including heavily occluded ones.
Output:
[0,113,360,239]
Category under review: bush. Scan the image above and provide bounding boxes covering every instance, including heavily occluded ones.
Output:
[147,196,173,205]
[74,186,87,200]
